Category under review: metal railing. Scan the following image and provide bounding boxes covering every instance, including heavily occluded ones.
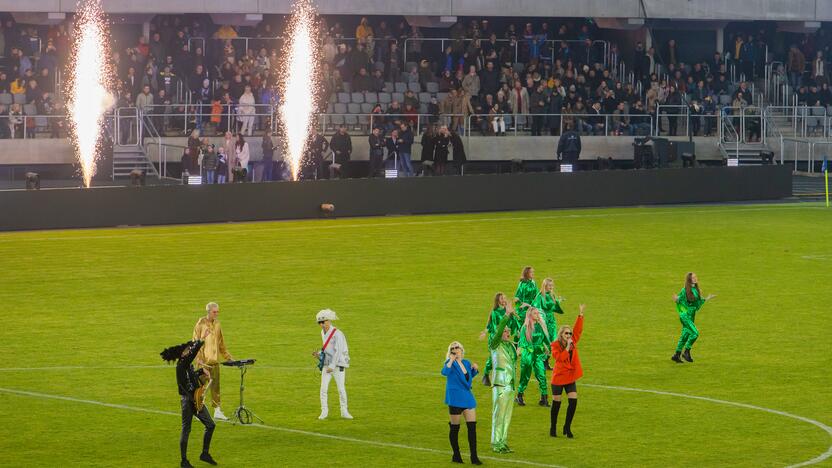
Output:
[142,103,277,136]
[781,137,832,172]
[402,37,609,69]
[316,113,463,136]
[2,113,68,139]
[464,112,654,137]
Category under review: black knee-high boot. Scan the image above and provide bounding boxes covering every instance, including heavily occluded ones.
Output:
[449,423,462,463]
[549,400,561,437]
[466,421,482,465]
[563,398,578,438]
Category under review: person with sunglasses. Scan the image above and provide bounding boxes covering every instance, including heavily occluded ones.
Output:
[549,304,586,438]
[312,309,352,420]
[441,341,482,465]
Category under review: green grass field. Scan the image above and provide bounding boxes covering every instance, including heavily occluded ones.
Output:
[1,203,830,468]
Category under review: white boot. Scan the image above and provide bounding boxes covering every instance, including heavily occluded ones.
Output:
[318,408,329,420]
[213,407,228,421]
[341,410,353,420]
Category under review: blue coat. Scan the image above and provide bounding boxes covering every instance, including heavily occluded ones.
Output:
[441,359,478,409]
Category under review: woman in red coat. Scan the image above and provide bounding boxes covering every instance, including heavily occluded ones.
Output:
[549,304,585,438]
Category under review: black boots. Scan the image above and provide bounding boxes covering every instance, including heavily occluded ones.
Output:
[682,349,693,362]
[539,395,550,407]
[180,460,194,468]
[449,423,463,463]
[199,453,218,466]
[671,352,684,363]
[563,398,577,438]
[549,400,561,437]
[467,421,482,465]
[449,422,481,464]
[516,392,526,406]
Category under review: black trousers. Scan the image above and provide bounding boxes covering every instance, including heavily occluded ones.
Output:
[180,395,215,461]
[369,150,384,177]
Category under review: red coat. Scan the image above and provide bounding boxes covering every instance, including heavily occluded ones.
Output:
[550,315,584,385]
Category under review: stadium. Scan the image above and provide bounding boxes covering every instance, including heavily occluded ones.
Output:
[0,1,830,467]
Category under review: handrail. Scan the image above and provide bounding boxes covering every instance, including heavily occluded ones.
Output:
[464,112,654,137]
[140,109,166,178]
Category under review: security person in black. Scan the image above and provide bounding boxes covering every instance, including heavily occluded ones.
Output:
[368,127,385,177]
[161,331,217,468]
[556,129,582,169]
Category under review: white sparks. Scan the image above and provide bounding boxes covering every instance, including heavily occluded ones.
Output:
[279,0,320,181]
[67,0,112,188]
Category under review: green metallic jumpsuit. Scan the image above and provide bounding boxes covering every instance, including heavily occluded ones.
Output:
[484,307,521,375]
[675,287,707,352]
[514,279,539,321]
[532,291,564,336]
[489,313,517,453]
[517,320,551,397]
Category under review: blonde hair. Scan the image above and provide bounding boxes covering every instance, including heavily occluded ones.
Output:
[445,341,464,361]
[557,324,573,347]
[523,307,549,343]
[541,278,554,293]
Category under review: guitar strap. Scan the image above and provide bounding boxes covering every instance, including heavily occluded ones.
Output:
[322,327,337,353]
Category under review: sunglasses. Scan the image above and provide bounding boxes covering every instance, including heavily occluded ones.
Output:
[451,346,461,350]
[317,321,325,324]
[563,332,572,336]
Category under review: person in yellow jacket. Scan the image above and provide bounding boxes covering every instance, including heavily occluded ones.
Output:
[193,302,234,421]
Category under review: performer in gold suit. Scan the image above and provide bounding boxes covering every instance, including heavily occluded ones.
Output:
[192,302,234,421]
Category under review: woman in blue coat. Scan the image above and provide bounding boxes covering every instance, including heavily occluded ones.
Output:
[441,341,482,465]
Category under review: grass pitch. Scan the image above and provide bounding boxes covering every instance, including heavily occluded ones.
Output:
[0,203,830,468]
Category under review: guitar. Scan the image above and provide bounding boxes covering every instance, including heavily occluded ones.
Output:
[193,371,212,412]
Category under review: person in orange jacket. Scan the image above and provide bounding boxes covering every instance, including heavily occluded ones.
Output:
[549,304,585,438]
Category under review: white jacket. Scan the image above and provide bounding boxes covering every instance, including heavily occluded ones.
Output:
[238,92,256,115]
[235,142,250,168]
[321,328,350,370]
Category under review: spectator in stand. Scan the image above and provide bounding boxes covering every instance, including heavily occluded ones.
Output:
[420,125,435,173]
[356,18,373,43]
[214,25,239,40]
[10,76,25,96]
[303,127,329,180]
[433,125,451,176]
[462,66,481,102]
[508,80,529,131]
[136,84,154,120]
[216,147,229,184]
[352,67,373,92]
[428,96,440,124]
[789,44,806,89]
[396,122,414,177]
[261,131,275,182]
[368,126,385,177]
[237,85,256,136]
[329,125,352,175]
[234,134,251,181]
[203,144,218,184]
[812,51,826,86]
[529,84,547,136]
[8,103,23,139]
[480,61,500,101]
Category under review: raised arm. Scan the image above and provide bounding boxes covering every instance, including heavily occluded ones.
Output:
[488,312,514,350]
[572,306,585,344]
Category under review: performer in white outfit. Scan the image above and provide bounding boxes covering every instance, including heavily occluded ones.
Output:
[313,309,352,420]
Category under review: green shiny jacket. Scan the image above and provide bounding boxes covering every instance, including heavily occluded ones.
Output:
[489,313,517,388]
[676,287,706,317]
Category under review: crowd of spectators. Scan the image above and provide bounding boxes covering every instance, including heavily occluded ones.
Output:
[5,12,832,144]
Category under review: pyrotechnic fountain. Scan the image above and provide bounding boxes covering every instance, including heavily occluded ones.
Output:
[67,0,112,188]
[279,0,320,181]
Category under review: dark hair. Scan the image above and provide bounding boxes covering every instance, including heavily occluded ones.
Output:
[160,341,194,363]
[236,134,246,151]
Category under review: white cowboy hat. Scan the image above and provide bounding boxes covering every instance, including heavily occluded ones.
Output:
[315,309,339,322]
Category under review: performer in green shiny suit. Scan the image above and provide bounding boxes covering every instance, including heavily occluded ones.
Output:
[671,272,716,364]
[513,266,538,321]
[516,307,551,407]
[533,278,565,370]
[489,306,519,453]
[481,293,521,385]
